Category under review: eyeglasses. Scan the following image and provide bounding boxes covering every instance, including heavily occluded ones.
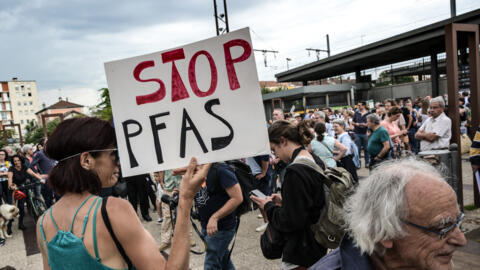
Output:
[403,212,464,240]
[90,148,118,162]
[59,148,118,162]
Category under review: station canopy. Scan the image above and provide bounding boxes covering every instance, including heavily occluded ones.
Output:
[275,9,480,83]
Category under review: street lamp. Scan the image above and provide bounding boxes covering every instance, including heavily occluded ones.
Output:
[286,58,292,70]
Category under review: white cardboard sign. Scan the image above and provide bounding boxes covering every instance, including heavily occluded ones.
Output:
[105,28,270,177]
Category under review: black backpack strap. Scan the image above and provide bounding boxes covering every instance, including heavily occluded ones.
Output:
[227,215,241,259]
[101,197,133,269]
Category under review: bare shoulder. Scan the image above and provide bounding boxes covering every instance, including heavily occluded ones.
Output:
[104,197,137,221]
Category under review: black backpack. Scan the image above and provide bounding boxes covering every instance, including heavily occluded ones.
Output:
[209,160,255,216]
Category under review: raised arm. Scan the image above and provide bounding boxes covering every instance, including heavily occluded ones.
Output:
[167,158,211,270]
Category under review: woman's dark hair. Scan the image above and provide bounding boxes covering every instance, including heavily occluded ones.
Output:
[0,150,7,161]
[11,154,25,169]
[268,120,314,146]
[387,106,402,117]
[46,117,116,196]
[314,122,326,142]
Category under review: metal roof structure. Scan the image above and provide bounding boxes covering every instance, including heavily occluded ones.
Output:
[262,83,370,101]
[275,8,480,82]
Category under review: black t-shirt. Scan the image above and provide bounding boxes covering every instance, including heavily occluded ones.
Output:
[9,165,30,186]
[352,111,370,134]
[194,163,238,231]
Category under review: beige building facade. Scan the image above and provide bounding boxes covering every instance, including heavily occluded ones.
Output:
[0,78,40,135]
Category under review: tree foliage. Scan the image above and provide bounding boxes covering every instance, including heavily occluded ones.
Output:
[91,88,112,121]
[24,118,61,145]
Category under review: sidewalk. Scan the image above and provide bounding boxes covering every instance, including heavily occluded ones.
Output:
[2,157,480,269]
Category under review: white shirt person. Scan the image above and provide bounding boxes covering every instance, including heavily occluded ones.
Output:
[415,97,452,151]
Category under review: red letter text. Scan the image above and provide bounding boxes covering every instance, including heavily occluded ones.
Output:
[134,61,166,106]
[188,50,218,97]
[161,48,190,102]
[223,39,252,90]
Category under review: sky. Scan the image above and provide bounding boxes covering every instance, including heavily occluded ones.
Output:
[1,0,479,110]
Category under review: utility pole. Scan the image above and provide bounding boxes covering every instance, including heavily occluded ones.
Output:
[286,58,292,70]
[306,34,331,61]
[254,49,279,67]
[213,0,230,35]
[450,0,456,17]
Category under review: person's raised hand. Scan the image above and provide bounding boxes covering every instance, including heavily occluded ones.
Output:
[179,157,211,201]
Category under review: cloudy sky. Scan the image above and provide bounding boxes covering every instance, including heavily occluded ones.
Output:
[1,0,479,109]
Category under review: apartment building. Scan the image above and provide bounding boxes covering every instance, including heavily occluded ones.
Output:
[0,77,40,134]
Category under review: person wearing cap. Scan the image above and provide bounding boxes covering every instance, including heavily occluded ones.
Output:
[294,113,302,124]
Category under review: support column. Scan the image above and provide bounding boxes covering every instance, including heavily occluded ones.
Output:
[467,27,480,207]
[355,69,361,83]
[445,23,462,208]
[431,52,439,97]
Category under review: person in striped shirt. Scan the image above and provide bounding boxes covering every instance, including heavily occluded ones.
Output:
[470,125,480,173]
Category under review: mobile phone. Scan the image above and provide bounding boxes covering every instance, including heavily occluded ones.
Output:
[250,189,266,199]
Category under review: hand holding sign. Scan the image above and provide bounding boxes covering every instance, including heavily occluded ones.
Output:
[179,157,211,201]
[105,28,270,177]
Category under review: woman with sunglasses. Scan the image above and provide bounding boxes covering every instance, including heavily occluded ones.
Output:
[36,117,209,270]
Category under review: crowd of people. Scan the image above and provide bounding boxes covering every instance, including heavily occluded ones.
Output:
[0,143,55,246]
[270,92,473,175]
[0,90,477,270]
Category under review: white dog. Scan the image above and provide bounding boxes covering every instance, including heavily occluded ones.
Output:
[0,204,19,238]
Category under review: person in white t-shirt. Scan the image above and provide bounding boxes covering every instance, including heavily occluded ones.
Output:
[153,171,164,224]
[415,97,452,151]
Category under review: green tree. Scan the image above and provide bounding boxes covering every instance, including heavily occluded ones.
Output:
[91,88,112,121]
[0,129,17,148]
[24,118,61,145]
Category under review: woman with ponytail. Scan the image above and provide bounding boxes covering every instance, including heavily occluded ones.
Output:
[251,120,327,269]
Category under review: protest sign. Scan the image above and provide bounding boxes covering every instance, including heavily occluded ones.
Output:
[105,28,270,177]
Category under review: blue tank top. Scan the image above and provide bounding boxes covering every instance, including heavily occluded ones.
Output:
[39,195,128,270]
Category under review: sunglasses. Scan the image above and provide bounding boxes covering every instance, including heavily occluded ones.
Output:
[59,148,119,162]
[89,148,119,163]
[403,213,464,240]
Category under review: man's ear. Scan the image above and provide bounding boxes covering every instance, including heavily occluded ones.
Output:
[79,152,92,170]
[379,239,393,249]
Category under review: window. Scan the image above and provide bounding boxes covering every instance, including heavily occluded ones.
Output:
[19,111,22,116]
[29,101,33,105]
[30,110,34,114]
[20,120,24,124]
[28,93,32,97]
[15,86,19,91]
[1,112,6,120]
[17,102,21,106]
[24,102,27,106]
[22,93,25,97]
[25,110,28,114]
[27,119,30,123]
[26,84,31,89]
[21,85,24,89]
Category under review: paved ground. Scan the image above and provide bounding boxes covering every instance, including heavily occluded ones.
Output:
[1,157,479,269]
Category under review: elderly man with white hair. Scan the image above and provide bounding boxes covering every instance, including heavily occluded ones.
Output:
[272,108,285,122]
[312,111,335,137]
[415,96,452,151]
[310,158,466,270]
